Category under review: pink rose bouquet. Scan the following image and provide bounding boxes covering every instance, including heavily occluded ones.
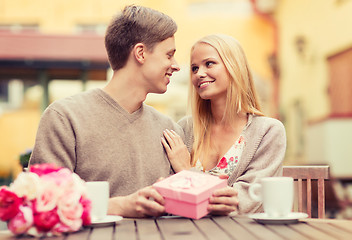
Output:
[0,163,92,237]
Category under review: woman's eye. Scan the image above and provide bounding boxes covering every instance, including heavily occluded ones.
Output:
[191,66,199,73]
[206,61,215,67]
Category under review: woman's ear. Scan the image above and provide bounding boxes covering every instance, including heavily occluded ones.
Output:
[133,43,146,64]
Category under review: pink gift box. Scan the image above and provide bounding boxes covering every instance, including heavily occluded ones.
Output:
[153,170,227,219]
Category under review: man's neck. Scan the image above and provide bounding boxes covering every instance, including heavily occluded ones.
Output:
[103,69,148,114]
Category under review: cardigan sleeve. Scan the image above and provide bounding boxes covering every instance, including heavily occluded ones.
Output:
[177,115,194,153]
[229,119,287,214]
[29,106,76,171]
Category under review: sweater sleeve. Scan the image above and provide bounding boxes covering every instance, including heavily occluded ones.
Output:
[177,116,193,153]
[229,120,286,214]
[29,107,76,171]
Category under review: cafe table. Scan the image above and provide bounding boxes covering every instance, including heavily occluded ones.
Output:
[1,215,352,240]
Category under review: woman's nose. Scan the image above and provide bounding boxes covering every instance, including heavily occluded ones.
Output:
[197,67,206,77]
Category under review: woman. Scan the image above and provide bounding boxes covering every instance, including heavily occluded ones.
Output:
[162,34,286,214]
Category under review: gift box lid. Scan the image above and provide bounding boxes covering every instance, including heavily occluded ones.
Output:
[153,170,227,204]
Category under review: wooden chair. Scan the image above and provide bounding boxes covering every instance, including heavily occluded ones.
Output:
[283,165,329,218]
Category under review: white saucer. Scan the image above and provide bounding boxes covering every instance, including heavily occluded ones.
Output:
[249,212,308,224]
[89,215,123,227]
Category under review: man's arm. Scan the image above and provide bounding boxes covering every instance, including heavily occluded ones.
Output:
[29,107,76,170]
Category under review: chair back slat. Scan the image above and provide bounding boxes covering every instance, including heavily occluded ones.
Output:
[283,165,329,218]
[298,179,303,213]
[317,179,325,218]
[307,178,312,217]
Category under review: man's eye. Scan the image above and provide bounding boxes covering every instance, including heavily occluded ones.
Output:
[191,66,199,73]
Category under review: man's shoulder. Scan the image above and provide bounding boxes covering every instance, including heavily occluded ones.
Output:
[48,89,99,112]
[143,104,182,129]
[143,104,172,120]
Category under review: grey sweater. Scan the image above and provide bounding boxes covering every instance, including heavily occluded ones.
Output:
[29,88,184,197]
[178,114,287,214]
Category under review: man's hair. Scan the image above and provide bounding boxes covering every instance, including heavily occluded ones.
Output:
[105,5,177,70]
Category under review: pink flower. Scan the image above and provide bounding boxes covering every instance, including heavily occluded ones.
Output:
[217,157,228,169]
[52,223,72,235]
[57,190,83,231]
[4,164,91,236]
[35,181,61,212]
[80,196,92,226]
[0,187,22,221]
[34,208,60,232]
[29,163,62,177]
[10,172,40,200]
[8,206,33,235]
[41,168,73,187]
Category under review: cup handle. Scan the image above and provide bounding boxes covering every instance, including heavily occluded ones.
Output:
[248,183,262,202]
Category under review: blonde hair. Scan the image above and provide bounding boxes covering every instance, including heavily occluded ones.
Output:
[190,34,263,166]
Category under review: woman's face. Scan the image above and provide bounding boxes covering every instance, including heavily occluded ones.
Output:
[190,42,230,101]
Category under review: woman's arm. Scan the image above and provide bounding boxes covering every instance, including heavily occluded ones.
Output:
[229,119,287,214]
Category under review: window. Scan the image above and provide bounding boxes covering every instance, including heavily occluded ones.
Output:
[0,24,39,33]
[328,47,352,116]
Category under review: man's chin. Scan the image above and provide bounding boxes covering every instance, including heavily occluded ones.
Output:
[152,87,167,94]
[149,89,167,94]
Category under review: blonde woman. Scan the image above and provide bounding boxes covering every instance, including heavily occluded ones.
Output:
[162,34,286,214]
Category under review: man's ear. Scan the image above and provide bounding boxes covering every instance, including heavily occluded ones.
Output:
[133,43,146,64]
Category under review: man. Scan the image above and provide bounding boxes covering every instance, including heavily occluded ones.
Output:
[30,5,238,218]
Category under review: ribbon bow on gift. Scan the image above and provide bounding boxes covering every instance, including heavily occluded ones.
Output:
[169,175,207,189]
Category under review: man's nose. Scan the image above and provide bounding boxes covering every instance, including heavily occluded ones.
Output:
[172,64,180,72]
[171,60,180,72]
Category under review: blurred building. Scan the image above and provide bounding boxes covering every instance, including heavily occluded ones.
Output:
[0,0,276,177]
[275,0,352,180]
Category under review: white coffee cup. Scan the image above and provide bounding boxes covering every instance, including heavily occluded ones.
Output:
[86,181,109,221]
[248,177,294,217]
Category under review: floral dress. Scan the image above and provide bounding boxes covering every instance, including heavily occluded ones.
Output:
[193,115,251,176]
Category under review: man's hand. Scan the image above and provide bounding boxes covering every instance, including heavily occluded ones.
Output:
[108,185,165,218]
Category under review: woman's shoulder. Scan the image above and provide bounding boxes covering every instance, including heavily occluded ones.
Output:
[248,115,286,137]
[177,115,193,129]
[177,115,194,150]
[251,115,285,128]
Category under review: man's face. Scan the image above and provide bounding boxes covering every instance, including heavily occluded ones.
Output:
[142,36,180,94]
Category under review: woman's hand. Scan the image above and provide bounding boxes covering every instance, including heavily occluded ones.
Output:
[161,129,191,172]
[208,186,238,216]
